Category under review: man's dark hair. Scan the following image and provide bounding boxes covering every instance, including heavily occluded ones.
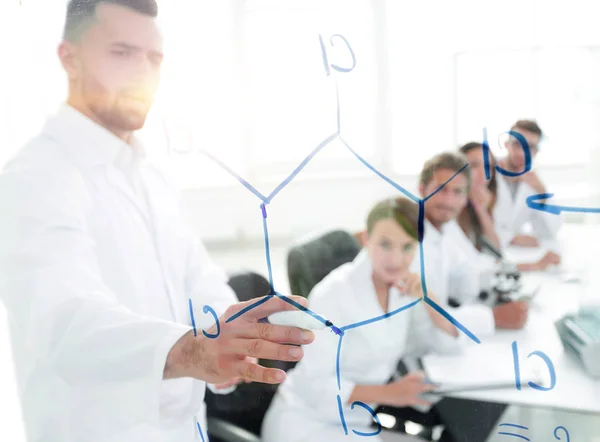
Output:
[64,0,158,42]
[366,197,420,240]
[419,151,471,189]
[511,119,543,138]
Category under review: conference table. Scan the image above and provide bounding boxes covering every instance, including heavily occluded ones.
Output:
[422,223,600,441]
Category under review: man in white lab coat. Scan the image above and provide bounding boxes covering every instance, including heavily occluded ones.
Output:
[493,120,562,257]
[413,152,530,335]
[410,152,525,442]
[0,2,314,441]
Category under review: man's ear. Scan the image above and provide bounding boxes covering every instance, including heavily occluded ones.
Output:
[57,41,80,81]
[361,230,368,247]
[354,230,367,247]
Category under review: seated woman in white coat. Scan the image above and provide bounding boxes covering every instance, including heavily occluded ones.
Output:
[455,142,561,272]
[262,197,461,442]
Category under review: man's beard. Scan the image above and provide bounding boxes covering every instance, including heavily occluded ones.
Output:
[90,95,150,132]
[83,74,153,132]
[507,157,523,172]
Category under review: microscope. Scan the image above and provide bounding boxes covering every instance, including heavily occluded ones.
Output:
[476,236,525,306]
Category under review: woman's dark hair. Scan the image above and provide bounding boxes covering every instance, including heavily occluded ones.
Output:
[366,197,419,241]
[457,142,497,251]
[458,142,497,197]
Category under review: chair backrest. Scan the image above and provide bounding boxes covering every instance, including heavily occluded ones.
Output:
[227,271,272,302]
[287,230,361,298]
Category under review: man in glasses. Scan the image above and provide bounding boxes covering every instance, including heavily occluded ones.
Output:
[493,120,562,258]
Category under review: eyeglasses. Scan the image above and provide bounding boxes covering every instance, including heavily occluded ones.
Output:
[508,139,539,150]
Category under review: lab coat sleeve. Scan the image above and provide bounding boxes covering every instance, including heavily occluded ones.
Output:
[0,166,193,428]
[405,302,463,357]
[526,194,562,241]
[183,233,238,330]
[448,250,481,303]
[284,279,356,421]
[496,220,515,250]
[447,245,496,337]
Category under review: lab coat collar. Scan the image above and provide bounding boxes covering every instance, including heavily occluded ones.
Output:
[423,218,451,245]
[43,104,146,168]
[349,249,374,286]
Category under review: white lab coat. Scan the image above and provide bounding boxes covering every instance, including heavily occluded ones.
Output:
[409,220,496,337]
[493,173,562,248]
[444,220,498,271]
[261,250,460,442]
[0,105,238,442]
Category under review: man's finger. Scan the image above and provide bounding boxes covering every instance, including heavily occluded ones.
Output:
[412,398,433,407]
[237,322,315,345]
[405,371,426,381]
[228,338,305,362]
[234,359,287,384]
[229,295,310,322]
[419,383,439,393]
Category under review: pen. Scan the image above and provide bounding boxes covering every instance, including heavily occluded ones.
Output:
[259,310,342,335]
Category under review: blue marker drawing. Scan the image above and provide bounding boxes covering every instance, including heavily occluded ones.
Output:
[496,423,571,442]
[422,163,470,203]
[185,32,484,435]
[336,394,349,436]
[527,192,600,215]
[189,300,221,339]
[319,33,357,76]
[189,298,197,337]
[225,294,274,324]
[340,137,420,203]
[335,333,345,390]
[349,402,382,437]
[265,132,338,204]
[497,422,530,441]
[340,298,423,333]
[482,128,532,178]
[512,340,557,391]
[554,425,571,441]
[201,305,221,339]
[196,421,206,442]
[424,297,481,344]
[512,341,521,390]
[260,203,275,291]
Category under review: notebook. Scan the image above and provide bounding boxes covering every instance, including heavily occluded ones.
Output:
[422,342,544,394]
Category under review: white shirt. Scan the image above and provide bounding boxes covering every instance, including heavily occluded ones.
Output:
[494,173,562,249]
[0,104,237,442]
[444,220,498,271]
[262,250,460,442]
[410,219,496,337]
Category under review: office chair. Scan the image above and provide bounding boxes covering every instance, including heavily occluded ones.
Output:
[287,229,362,298]
[205,270,288,442]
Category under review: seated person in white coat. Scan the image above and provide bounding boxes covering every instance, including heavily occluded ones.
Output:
[0,2,315,442]
[414,152,529,332]
[493,120,562,251]
[457,142,561,273]
[262,197,460,442]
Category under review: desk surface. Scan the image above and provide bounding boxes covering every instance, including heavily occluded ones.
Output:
[423,224,600,414]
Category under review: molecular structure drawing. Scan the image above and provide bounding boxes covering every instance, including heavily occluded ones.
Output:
[186,33,487,436]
